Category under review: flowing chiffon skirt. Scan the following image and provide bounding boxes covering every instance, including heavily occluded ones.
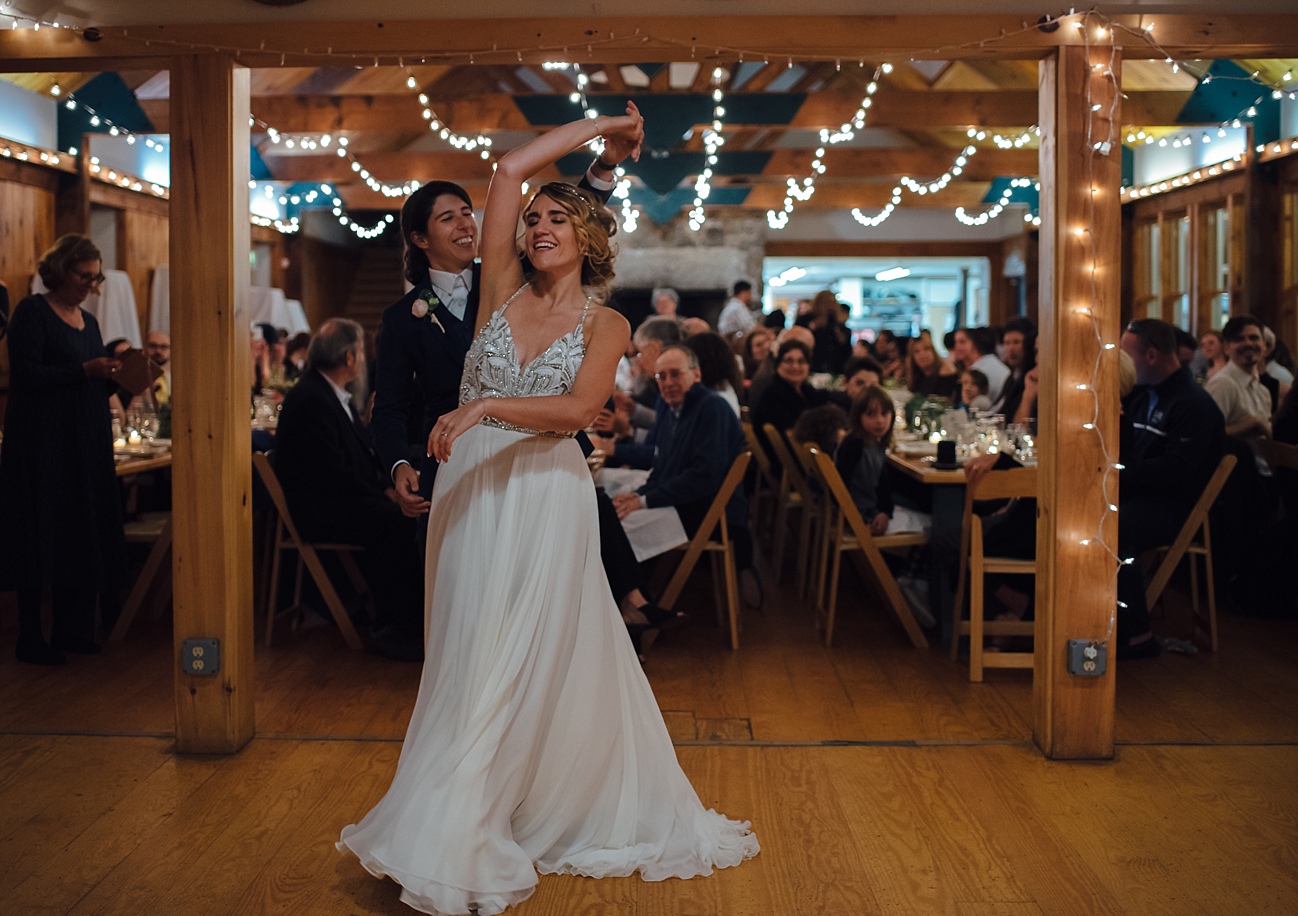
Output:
[338,424,759,915]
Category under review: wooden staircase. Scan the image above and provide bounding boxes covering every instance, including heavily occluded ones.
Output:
[345,246,405,334]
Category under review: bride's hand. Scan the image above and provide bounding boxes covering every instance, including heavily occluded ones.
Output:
[428,400,488,462]
[600,101,644,165]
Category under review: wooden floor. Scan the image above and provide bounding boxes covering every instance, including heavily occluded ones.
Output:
[2,564,1296,915]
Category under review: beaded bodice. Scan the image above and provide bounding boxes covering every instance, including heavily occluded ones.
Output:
[460,283,590,437]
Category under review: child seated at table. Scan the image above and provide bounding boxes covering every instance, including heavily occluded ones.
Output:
[835,386,928,535]
[960,368,992,413]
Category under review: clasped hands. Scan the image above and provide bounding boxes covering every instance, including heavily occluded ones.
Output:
[611,492,642,520]
[597,101,645,167]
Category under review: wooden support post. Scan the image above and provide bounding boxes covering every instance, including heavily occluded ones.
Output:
[1034,46,1121,759]
[168,54,254,754]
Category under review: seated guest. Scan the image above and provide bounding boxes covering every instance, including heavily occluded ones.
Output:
[144,329,172,407]
[990,317,1035,419]
[763,308,787,331]
[1173,327,1199,369]
[841,356,885,402]
[960,368,992,413]
[1118,318,1226,657]
[683,330,743,416]
[792,403,848,455]
[741,327,776,383]
[807,290,852,375]
[104,337,135,411]
[1197,330,1228,381]
[904,334,955,397]
[834,386,927,536]
[749,325,813,407]
[1262,325,1294,390]
[273,318,424,660]
[611,345,750,568]
[651,286,680,319]
[751,338,830,464]
[872,329,905,381]
[680,317,712,338]
[952,326,1009,404]
[628,315,681,409]
[284,331,310,384]
[1205,315,1273,469]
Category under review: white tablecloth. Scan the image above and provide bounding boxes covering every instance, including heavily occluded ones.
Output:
[250,287,309,336]
[149,265,169,334]
[32,269,141,347]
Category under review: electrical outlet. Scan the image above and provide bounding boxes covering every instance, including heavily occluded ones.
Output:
[182,638,220,676]
[1067,639,1107,676]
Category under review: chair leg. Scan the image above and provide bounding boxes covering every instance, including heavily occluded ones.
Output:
[1200,524,1219,653]
[969,542,984,683]
[723,544,741,650]
[298,547,365,650]
[110,520,174,643]
[772,498,791,585]
[265,528,285,647]
[824,547,844,647]
[337,551,374,622]
[710,551,726,628]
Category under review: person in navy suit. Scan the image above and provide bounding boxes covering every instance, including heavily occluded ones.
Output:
[372,117,643,528]
[275,318,423,659]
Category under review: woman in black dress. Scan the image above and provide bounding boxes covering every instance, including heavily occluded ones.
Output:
[0,235,125,664]
[750,338,829,466]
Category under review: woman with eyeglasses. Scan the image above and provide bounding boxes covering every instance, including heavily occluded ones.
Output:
[750,338,830,466]
[0,234,126,665]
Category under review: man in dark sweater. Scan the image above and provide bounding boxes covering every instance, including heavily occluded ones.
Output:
[611,345,749,567]
[1118,318,1226,657]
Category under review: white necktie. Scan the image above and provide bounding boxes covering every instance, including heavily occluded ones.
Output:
[447,275,469,321]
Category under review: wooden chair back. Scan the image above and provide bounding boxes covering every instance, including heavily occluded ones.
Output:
[1143,452,1237,652]
[807,447,929,648]
[252,452,367,650]
[1260,438,1298,473]
[659,450,752,650]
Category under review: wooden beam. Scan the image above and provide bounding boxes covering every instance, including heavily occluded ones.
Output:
[264,152,496,183]
[1033,45,1120,760]
[4,16,1297,70]
[138,88,1193,137]
[766,240,1004,258]
[168,53,255,755]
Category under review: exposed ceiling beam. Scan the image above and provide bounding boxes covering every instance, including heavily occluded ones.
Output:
[138,89,1194,135]
[742,182,995,210]
[4,16,1298,71]
[764,147,1038,179]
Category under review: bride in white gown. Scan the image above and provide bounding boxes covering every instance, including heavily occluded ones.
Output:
[338,107,759,915]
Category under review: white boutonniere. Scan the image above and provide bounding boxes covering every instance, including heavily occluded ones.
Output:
[412,290,447,333]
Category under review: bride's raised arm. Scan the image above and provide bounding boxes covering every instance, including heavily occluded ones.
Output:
[476,106,642,326]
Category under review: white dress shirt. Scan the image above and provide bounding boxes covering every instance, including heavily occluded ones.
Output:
[427,267,474,322]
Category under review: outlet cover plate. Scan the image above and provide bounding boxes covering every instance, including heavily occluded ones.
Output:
[182,638,220,676]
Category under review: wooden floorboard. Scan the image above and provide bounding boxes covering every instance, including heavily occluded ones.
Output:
[0,570,1296,914]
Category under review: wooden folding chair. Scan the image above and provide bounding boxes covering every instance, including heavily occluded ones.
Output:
[108,511,173,642]
[658,451,752,650]
[806,447,929,649]
[949,466,1037,681]
[742,420,780,532]
[252,452,371,650]
[1143,452,1237,653]
[762,423,823,595]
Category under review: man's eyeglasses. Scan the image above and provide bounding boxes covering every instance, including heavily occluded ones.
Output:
[72,270,106,285]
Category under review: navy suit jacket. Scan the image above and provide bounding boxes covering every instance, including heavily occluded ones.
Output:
[371,174,613,500]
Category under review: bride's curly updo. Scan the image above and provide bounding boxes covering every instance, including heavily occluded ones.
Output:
[524,182,617,298]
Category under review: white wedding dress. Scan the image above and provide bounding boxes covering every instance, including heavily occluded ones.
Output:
[338,286,759,916]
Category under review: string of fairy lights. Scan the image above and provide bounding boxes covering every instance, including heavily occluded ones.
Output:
[3,5,1296,241]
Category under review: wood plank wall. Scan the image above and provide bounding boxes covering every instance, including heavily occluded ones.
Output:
[0,160,59,407]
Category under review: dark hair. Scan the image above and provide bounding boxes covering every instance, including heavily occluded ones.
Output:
[943,330,957,351]
[257,323,281,346]
[286,331,311,355]
[793,404,848,454]
[1124,318,1177,354]
[965,326,997,358]
[104,337,131,357]
[1220,314,1264,344]
[306,318,364,372]
[762,308,787,330]
[684,330,742,394]
[400,181,474,287]
[37,234,101,291]
[962,368,990,395]
[1001,317,1036,339]
[847,385,895,448]
[776,339,812,366]
[842,356,883,384]
[733,280,752,296]
[634,315,682,348]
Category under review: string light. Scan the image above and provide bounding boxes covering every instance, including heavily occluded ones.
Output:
[954,177,1033,226]
[688,66,728,231]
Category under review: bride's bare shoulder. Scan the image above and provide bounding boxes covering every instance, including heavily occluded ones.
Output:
[584,304,630,344]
